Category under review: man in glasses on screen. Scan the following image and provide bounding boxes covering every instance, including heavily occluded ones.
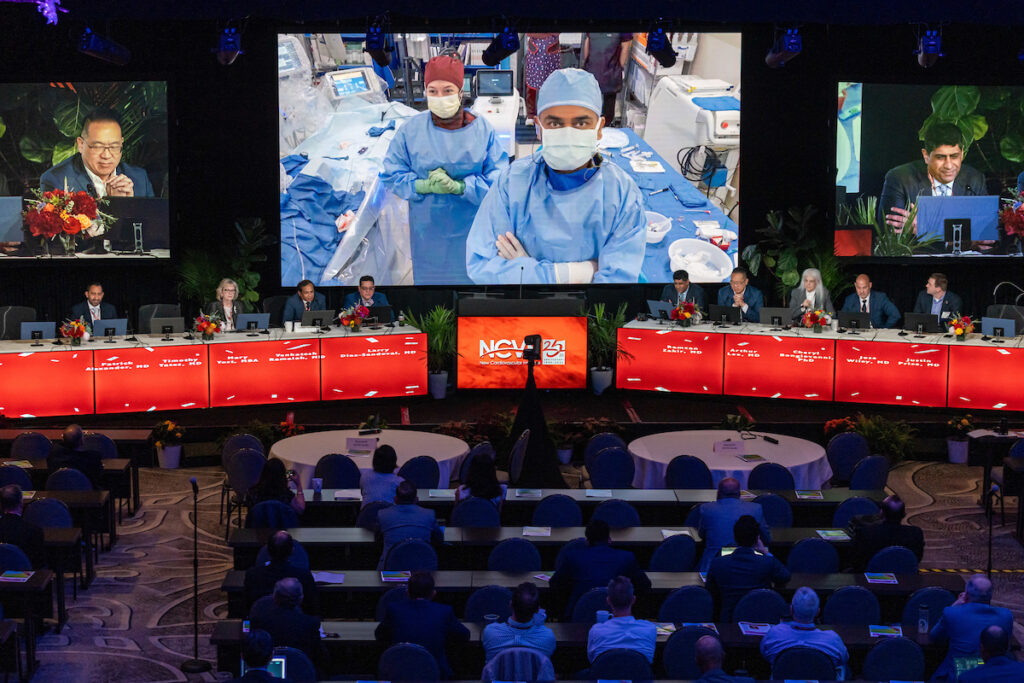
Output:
[40,108,154,199]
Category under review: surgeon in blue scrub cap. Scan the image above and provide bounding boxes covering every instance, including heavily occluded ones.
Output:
[466,68,645,284]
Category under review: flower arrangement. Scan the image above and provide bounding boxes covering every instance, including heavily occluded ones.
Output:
[275,421,305,438]
[59,317,91,345]
[22,187,113,255]
[998,189,1024,253]
[150,420,185,448]
[670,301,702,327]
[824,416,856,438]
[947,413,974,439]
[339,304,370,331]
[801,309,831,332]
[193,313,222,340]
[948,314,974,340]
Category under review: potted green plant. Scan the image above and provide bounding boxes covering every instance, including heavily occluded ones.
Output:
[853,413,916,465]
[407,306,458,399]
[946,413,974,464]
[150,420,185,469]
[586,302,633,395]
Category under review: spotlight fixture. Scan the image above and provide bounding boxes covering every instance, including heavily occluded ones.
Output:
[482,26,519,67]
[0,0,65,25]
[765,27,801,68]
[215,27,243,65]
[915,28,943,68]
[364,17,392,68]
[645,24,677,68]
[78,27,130,65]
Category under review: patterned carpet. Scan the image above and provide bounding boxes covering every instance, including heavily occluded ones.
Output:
[21,460,1024,682]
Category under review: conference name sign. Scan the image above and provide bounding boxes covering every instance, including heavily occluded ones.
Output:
[458,316,587,390]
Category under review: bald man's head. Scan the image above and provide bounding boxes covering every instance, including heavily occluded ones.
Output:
[881,494,906,523]
[717,477,741,500]
[979,625,1010,660]
[63,424,84,449]
[273,577,303,608]
[854,274,873,300]
[965,575,994,604]
[694,635,724,672]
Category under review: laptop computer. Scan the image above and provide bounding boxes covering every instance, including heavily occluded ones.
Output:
[647,300,675,319]
[916,195,999,243]
[0,196,22,242]
[236,313,270,332]
[104,197,170,251]
[981,316,1016,338]
[758,307,791,327]
[95,318,128,337]
[367,305,394,324]
[240,655,286,678]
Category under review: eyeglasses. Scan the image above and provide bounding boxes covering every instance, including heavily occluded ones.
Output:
[85,142,123,154]
[222,288,237,293]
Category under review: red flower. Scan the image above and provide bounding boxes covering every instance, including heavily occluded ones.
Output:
[63,216,82,235]
[71,192,98,219]
[26,210,65,238]
[356,305,370,318]
[669,308,680,320]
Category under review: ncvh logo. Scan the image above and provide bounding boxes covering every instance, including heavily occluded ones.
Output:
[477,338,566,365]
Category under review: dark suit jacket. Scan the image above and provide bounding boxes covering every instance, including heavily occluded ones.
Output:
[248,598,325,672]
[69,301,117,322]
[342,291,390,309]
[840,291,901,329]
[40,153,155,197]
[281,292,327,323]
[205,300,250,329]
[660,283,707,309]
[244,560,320,615]
[696,668,756,683]
[697,498,772,572]
[959,655,1024,683]
[911,290,964,319]
[46,444,103,489]
[853,520,925,570]
[375,599,470,678]
[877,160,988,224]
[0,514,45,569]
[706,546,791,621]
[549,542,652,618]
[716,284,763,323]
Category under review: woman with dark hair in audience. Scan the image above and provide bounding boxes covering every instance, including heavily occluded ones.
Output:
[456,454,506,508]
[250,457,305,515]
[360,445,404,506]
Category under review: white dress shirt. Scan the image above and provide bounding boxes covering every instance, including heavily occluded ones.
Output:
[88,304,102,321]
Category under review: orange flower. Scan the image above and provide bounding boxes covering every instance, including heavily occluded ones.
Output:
[76,214,92,229]
[42,204,55,213]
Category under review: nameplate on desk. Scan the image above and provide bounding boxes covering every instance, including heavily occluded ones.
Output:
[713,440,744,455]
[864,572,898,584]
[346,437,377,456]
[681,622,718,633]
[22,491,35,501]
[816,529,850,541]
[2,460,33,469]
[736,453,765,463]
[427,489,454,499]
[333,489,361,501]
[868,624,903,638]
[656,623,677,636]
[737,621,771,636]
[380,571,410,582]
[522,526,551,537]
[795,490,824,500]
[533,573,552,582]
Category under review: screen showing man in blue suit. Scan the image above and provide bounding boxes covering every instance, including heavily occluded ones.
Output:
[839,274,901,329]
[716,267,763,323]
[342,275,390,309]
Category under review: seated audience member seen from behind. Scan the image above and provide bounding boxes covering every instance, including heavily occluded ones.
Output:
[249,577,325,675]
[481,580,556,663]
[959,625,1024,683]
[716,267,763,323]
[375,570,470,678]
[282,279,326,324]
[760,586,849,679]
[694,634,755,683]
[0,484,45,569]
[206,277,249,332]
[456,453,506,509]
[243,530,319,615]
[586,575,657,664]
[549,518,651,619]
[360,445,404,508]
[839,273,901,329]
[343,275,389,309]
[249,458,305,517]
[70,282,116,323]
[661,269,706,308]
[697,477,771,572]
[230,628,294,683]
[852,493,924,571]
[930,574,1014,682]
[47,424,103,489]
[911,272,963,325]
[707,514,791,621]
[376,481,443,569]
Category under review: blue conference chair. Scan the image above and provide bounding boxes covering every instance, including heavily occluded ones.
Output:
[531,494,582,527]
[663,627,720,679]
[554,537,586,571]
[866,545,919,574]
[786,537,839,574]
[827,432,870,484]
[648,533,697,572]
[832,496,879,528]
[488,538,542,572]
[459,442,496,483]
[397,455,440,490]
[589,447,635,489]
[571,587,609,623]
[591,499,641,528]
[772,646,837,680]
[901,587,955,632]
[664,454,714,489]
[450,498,501,528]
[313,453,362,489]
[378,643,439,682]
[850,454,890,490]
[658,585,713,623]
[822,585,881,625]
[245,500,299,530]
[45,468,92,491]
[862,636,926,682]
[747,462,795,491]
[10,432,52,460]
[82,432,118,459]
[584,432,626,472]
[0,465,33,490]
[464,585,513,622]
[732,588,788,623]
[383,539,438,571]
[375,585,410,621]
[590,648,653,680]
[754,493,793,528]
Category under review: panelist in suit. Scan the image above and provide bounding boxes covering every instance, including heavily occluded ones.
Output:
[342,275,390,309]
[840,274,901,329]
[786,268,835,321]
[282,280,326,323]
[206,278,249,332]
[40,109,155,198]
[877,122,987,230]
[911,272,963,323]
[69,282,116,323]
[660,269,706,309]
[716,267,763,323]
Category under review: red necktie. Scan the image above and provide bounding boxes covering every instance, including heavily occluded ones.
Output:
[305,302,310,311]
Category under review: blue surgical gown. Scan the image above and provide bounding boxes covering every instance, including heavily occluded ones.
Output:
[466,155,646,284]
[380,112,508,284]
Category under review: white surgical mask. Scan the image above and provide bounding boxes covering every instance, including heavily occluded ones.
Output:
[539,126,599,171]
[427,94,461,119]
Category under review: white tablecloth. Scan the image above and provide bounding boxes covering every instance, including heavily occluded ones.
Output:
[627,429,832,490]
[269,429,469,488]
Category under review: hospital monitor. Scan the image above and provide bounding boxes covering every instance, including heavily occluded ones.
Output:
[324,68,372,99]
[278,35,310,79]
[476,70,514,97]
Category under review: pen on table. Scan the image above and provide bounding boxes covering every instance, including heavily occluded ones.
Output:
[650,187,670,195]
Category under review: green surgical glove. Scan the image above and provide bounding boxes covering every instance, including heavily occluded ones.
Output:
[429,168,464,194]
[415,178,446,194]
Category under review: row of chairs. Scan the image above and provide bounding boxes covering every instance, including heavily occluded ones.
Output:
[0,465,95,492]
[9,431,118,461]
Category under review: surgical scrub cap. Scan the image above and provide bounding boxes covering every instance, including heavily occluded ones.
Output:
[536,68,603,117]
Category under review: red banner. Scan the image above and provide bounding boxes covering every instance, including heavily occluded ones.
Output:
[948,344,1024,411]
[93,345,209,414]
[321,333,427,399]
[457,317,588,389]
[0,348,93,418]
[209,339,322,407]
[616,326,724,394]
[835,339,947,407]
[723,333,835,401]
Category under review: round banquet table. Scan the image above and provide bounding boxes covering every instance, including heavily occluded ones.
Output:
[269,430,470,488]
[627,430,832,490]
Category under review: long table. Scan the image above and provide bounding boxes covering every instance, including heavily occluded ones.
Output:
[617,319,1024,409]
[0,327,427,418]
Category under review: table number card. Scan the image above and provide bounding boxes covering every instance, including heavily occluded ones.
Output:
[346,437,377,456]
[713,440,744,455]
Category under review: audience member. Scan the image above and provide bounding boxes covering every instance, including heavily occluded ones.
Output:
[230,629,294,683]
[360,445,403,507]
[760,586,849,679]
[455,454,505,508]
[375,571,470,678]
[694,635,755,683]
[47,424,103,489]
[248,578,325,673]
[249,458,305,516]
[243,530,319,614]
[586,576,657,664]
[930,574,1014,682]
[481,581,556,662]
[852,493,925,570]
[959,625,1024,683]
[706,515,790,621]
[376,481,443,569]
[697,477,771,572]
[0,484,45,568]
[549,519,651,619]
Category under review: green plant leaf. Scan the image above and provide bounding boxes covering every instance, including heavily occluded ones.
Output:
[1001,132,1024,163]
[978,87,1011,111]
[763,254,776,268]
[777,249,798,274]
[51,139,77,167]
[781,269,799,288]
[741,245,761,275]
[0,115,5,139]
[961,114,988,142]
[930,85,980,118]
[53,99,90,139]
[18,135,52,164]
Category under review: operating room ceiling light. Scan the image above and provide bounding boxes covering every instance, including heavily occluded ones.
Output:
[78,27,131,65]
[364,17,392,68]
[1,0,65,25]
[915,27,943,68]
[215,26,243,65]
[646,24,677,68]
[482,26,520,67]
[765,27,801,68]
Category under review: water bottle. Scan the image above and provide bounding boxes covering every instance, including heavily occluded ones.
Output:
[917,604,929,635]
[398,310,405,327]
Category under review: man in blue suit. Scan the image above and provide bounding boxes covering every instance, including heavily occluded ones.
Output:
[840,274,901,329]
[69,282,116,323]
[912,272,964,324]
[660,269,707,309]
[706,515,790,621]
[959,625,1024,683]
[376,481,442,569]
[40,109,154,198]
[375,571,470,678]
[549,519,652,619]
[342,275,390,309]
[716,267,763,323]
[282,280,327,324]
[930,575,1014,682]
[696,477,771,572]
